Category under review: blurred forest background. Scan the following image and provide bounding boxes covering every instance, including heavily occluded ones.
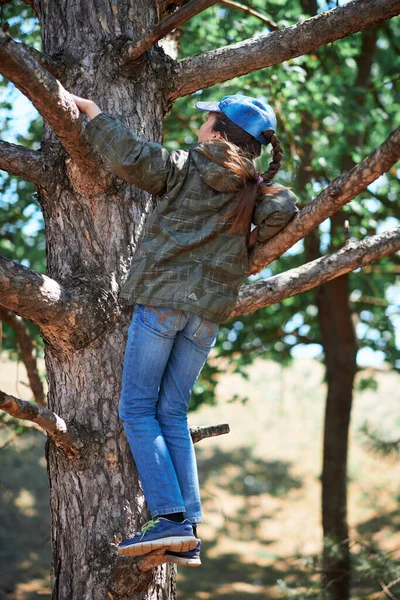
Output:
[1,0,399,599]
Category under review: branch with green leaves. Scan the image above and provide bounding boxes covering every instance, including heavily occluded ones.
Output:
[169,0,400,99]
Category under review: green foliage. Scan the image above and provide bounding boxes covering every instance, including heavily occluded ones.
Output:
[355,375,378,393]
[358,421,400,461]
[277,535,400,598]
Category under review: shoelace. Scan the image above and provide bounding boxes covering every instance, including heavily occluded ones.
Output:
[139,517,160,540]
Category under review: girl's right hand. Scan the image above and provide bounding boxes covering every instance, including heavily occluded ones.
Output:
[70,94,102,120]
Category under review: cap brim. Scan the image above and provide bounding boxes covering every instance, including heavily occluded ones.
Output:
[195,101,221,112]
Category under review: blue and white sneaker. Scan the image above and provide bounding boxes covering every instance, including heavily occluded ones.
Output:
[117,517,198,557]
[167,540,202,567]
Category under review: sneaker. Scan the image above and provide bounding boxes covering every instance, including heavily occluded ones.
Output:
[167,540,202,567]
[117,517,198,557]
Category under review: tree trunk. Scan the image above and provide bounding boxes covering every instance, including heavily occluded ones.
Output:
[319,266,357,600]
[318,28,377,598]
[39,1,176,597]
[302,25,377,599]
[306,220,358,600]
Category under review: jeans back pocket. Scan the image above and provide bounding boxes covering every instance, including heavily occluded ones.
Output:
[143,305,183,336]
[193,318,219,349]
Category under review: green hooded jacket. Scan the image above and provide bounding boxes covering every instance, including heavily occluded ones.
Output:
[86,113,298,324]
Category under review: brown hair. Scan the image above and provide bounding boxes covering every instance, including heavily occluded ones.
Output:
[202,112,283,236]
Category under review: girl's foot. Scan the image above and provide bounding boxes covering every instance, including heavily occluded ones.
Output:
[167,540,202,567]
[117,517,197,557]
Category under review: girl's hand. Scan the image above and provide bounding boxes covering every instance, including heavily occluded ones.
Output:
[70,93,102,120]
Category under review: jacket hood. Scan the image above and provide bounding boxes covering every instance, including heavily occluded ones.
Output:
[190,140,257,193]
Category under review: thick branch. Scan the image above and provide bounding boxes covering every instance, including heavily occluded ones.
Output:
[0,390,83,459]
[230,227,400,318]
[0,255,114,353]
[0,30,107,192]
[0,255,69,327]
[0,139,52,186]
[0,307,45,406]
[248,126,400,276]
[170,0,400,99]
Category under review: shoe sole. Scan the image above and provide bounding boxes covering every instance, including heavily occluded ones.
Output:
[167,555,201,567]
[118,536,198,557]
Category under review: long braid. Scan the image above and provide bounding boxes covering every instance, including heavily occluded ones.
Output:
[260,130,283,183]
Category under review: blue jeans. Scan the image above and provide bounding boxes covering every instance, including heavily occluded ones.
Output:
[119,303,219,524]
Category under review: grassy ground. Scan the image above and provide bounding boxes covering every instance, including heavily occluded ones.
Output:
[1,353,399,599]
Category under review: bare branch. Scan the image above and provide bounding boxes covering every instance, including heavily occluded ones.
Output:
[0,139,52,186]
[190,423,230,443]
[0,307,45,406]
[170,0,400,100]
[0,390,83,459]
[379,579,398,600]
[230,227,400,318]
[125,0,218,62]
[0,30,107,193]
[248,126,400,276]
[219,0,278,29]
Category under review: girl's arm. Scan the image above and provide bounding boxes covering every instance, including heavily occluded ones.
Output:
[70,94,189,197]
[251,184,299,244]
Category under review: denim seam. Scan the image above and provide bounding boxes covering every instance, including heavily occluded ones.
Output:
[152,506,186,517]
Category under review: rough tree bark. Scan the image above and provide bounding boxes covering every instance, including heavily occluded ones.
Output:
[0,1,399,599]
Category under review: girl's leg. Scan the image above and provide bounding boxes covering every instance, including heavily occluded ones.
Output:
[157,312,219,524]
[119,303,187,518]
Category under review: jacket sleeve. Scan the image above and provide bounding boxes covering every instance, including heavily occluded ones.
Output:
[85,112,189,197]
[251,183,299,243]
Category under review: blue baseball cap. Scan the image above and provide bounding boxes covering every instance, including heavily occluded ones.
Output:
[195,95,277,145]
